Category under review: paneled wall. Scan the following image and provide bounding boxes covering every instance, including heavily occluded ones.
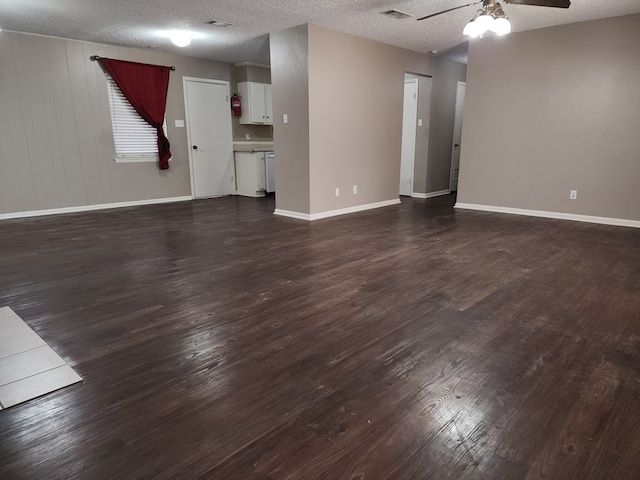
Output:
[0,31,231,215]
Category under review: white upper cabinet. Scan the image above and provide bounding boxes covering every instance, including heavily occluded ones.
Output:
[238,82,273,125]
[248,82,265,123]
[264,84,273,125]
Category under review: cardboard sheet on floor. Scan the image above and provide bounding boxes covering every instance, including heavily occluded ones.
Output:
[0,306,82,409]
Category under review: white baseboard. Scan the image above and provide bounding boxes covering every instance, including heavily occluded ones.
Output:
[0,196,193,221]
[275,198,401,221]
[454,203,640,229]
[412,189,451,199]
[273,209,312,221]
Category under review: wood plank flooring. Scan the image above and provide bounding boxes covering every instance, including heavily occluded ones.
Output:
[0,195,639,479]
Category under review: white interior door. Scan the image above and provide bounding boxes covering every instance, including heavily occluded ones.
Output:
[400,78,418,197]
[450,81,466,192]
[184,78,234,198]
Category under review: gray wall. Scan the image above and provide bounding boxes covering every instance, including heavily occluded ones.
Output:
[270,24,465,216]
[412,75,433,195]
[234,65,271,84]
[427,57,467,193]
[0,31,232,215]
[457,14,640,221]
[307,24,438,214]
[270,25,311,214]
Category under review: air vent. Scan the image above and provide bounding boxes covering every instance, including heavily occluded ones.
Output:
[206,20,233,27]
[381,9,413,20]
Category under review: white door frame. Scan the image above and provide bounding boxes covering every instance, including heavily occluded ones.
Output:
[449,81,466,192]
[183,76,233,199]
[400,77,419,197]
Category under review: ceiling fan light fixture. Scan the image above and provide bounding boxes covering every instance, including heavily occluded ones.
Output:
[463,14,492,38]
[463,20,481,38]
[474,13,495,33]
[463,1,512,38]
[169,31,192,47]
[491,17,511,35]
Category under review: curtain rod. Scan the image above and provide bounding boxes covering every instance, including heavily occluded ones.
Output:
[90,55,176,71]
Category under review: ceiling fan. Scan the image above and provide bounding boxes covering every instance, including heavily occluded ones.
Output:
[417,0,571,37]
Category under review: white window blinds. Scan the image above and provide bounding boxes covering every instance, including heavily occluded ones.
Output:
[106,76,167,161]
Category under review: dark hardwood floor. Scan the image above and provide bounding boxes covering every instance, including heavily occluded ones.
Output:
[0,194,639,479]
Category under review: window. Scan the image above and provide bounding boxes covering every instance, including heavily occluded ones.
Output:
[106,76,167,163]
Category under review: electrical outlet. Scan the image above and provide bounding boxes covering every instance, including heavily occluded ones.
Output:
[353,185,358,194]
[245,133,251,140]
[335,187,340,197]
[570,190,577,200]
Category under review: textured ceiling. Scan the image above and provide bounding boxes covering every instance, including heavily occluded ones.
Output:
[2,0,640,65]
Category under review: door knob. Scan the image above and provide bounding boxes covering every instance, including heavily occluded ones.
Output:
[192,145,198,150]
[454,144,460,148]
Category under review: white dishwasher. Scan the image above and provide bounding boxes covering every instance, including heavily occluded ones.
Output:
[265,151,275,193]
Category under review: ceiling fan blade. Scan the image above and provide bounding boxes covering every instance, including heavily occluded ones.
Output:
[417,1,482,21]
[504,0,571,8]
[416,0,569,23]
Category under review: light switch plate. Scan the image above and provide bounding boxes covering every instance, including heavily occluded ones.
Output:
[283,114,288,124]
[418,119,423,127]
[175,120,185,128]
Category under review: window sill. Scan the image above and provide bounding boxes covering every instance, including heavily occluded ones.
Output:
[114,157,173,164]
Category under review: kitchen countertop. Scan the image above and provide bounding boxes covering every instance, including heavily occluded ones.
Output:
[233,141,274,153]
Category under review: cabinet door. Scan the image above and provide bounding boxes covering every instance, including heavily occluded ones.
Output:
[257,153,266,190]
[264,84,273,126]
[235,152,266,197]
[248,82,266,123]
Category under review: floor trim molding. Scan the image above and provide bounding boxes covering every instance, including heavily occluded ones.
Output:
[412,189,451,199]
[273,209,312,221]
[454,203,640,229]
[0,196,193,221]
[275,199,401,221]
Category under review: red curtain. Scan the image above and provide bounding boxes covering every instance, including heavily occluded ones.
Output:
[99,58,172,169]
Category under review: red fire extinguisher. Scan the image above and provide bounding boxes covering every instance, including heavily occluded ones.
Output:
[231,94,242,117]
